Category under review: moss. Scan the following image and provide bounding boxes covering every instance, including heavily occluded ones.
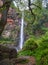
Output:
[23,38,38,51]
[40,52,48,65]
[19,33,48,65]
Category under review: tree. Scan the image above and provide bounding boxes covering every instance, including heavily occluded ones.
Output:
[0,0,12,36]
[0,0,45,36]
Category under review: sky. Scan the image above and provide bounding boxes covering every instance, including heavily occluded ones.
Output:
[13,0,48,9]
[13,0,33,7]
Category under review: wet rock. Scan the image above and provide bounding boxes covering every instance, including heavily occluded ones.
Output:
[11,56,36,65]
[0,59,13,65]
[0,56,36,65]
[0,45,17,61]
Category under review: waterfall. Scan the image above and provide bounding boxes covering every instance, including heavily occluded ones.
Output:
[19,11,24,50]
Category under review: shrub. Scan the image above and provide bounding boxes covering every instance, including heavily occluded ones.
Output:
[40,50,48,65]
[23,38,38,51]
[39,31,48,49]
[19,32,48,65]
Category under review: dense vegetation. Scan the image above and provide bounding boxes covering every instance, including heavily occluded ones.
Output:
[0,0,48,65]
[19,32,48,65]
[18,1,48,65]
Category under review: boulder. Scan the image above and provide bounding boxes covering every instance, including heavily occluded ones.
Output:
[0,56,36,65]
[0,59,13,65]
[11,56,36,65]
[0,45,17,61]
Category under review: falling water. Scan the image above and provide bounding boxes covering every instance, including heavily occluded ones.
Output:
[19,11,24,50]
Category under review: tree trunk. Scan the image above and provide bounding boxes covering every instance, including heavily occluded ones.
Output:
[0,0,12,36]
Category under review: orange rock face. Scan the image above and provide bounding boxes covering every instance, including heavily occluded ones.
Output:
[7,18,14,24]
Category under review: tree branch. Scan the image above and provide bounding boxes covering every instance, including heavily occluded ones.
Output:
[0,0,12,36]
[28,0,36,23]
[31,3,41,9]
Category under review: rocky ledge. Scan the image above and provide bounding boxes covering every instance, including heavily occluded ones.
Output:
[0,56,36,65]
[0,45,17,61]
[0,45,36,65]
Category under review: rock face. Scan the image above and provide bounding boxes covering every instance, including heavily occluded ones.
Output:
[0,59,13,65]
[16,56,36,65]
[2,7,21,39]
[2,7,21,46]
[11,56,36,65]
[0,45,17,61]
[0,53,36,65]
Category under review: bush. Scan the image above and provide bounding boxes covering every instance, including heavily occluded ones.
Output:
[23,38,38,51]
[40,50,48,65]
[38,31,48,49]
[19,32,48,65]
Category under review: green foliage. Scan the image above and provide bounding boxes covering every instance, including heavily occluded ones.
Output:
[23,38,38,51]
[19,32,48,65]
[10,2,16,9]
[0,0,48,65]
[39,32,48,49]
[0,37,13,44]
[40,52,48,65]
